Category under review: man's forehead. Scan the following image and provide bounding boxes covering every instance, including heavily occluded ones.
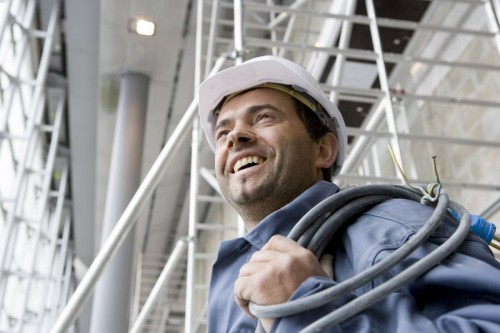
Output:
[218,87,293,114]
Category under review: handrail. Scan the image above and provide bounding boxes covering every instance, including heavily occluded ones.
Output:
[130,239,188,333]
[49,98,198,333]
[49,54,228,333]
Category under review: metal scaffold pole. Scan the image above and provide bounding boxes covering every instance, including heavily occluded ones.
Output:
[364,0,404,179]
[50,98,200,333]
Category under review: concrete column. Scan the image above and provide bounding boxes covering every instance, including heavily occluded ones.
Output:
[90,72,150,333]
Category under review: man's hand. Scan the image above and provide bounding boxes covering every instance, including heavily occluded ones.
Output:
[233,235,334,331]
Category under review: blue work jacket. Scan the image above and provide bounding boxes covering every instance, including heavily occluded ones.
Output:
[207,181,500,332]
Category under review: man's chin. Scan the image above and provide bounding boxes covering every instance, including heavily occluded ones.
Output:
[228,183,271,206]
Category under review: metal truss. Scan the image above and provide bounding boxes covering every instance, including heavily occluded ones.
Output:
[0,0,75,332]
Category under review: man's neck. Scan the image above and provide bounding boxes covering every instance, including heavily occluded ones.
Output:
[234,196,298,230]
[228,179,326,230]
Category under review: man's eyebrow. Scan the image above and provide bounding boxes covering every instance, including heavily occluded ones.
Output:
[247,104,283,115]
[214,104,284,133]
[214,118,230,134]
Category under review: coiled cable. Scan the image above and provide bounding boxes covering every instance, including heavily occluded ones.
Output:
[249,184,472,332]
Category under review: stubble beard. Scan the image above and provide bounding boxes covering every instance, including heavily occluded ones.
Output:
[222,171,277,211]
[219,165,307,224]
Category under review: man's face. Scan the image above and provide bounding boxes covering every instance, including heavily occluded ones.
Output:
[214,88,323,217]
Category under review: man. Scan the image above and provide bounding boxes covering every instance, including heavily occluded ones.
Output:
[198,55,500,332]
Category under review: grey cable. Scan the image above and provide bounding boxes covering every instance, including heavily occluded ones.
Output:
[301,198,470,332]
[250,185,446,318]
[248,185,471,332]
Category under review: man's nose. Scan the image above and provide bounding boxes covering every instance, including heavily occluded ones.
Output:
[226,127,254,149]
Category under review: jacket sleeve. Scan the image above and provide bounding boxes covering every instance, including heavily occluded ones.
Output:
[271,245,500,332]
[270,200,500,333]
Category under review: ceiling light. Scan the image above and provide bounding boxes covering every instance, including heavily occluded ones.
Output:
[128,18,156,36]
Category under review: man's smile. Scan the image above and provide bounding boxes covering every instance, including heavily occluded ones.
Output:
[233,155,265,173]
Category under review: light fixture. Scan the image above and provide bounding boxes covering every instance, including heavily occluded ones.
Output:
[128,18,156,37]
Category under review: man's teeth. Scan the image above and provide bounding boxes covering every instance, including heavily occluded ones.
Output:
[234,156,264,173]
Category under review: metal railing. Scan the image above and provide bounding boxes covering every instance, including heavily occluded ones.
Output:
[130,239,188,333]
[49,97,198,333]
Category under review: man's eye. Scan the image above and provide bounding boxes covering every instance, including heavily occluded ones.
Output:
[256,113,271,122]
[216,130,228,141]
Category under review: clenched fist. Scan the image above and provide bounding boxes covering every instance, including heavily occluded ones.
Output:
[234,235,334,331]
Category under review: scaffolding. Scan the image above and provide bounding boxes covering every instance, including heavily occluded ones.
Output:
[185,0,500,332]
[49,0,500,332]
[185,0,500,331]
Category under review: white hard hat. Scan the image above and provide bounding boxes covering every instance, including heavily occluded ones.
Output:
[198,55,347,176]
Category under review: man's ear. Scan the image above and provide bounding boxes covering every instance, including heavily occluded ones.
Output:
[315,132,338,170]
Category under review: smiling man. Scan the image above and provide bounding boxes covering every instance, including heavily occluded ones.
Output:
[213,87,337,228]
[198,56,500,333]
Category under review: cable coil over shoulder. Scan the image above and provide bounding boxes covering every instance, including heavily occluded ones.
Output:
[249,184,473,333]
